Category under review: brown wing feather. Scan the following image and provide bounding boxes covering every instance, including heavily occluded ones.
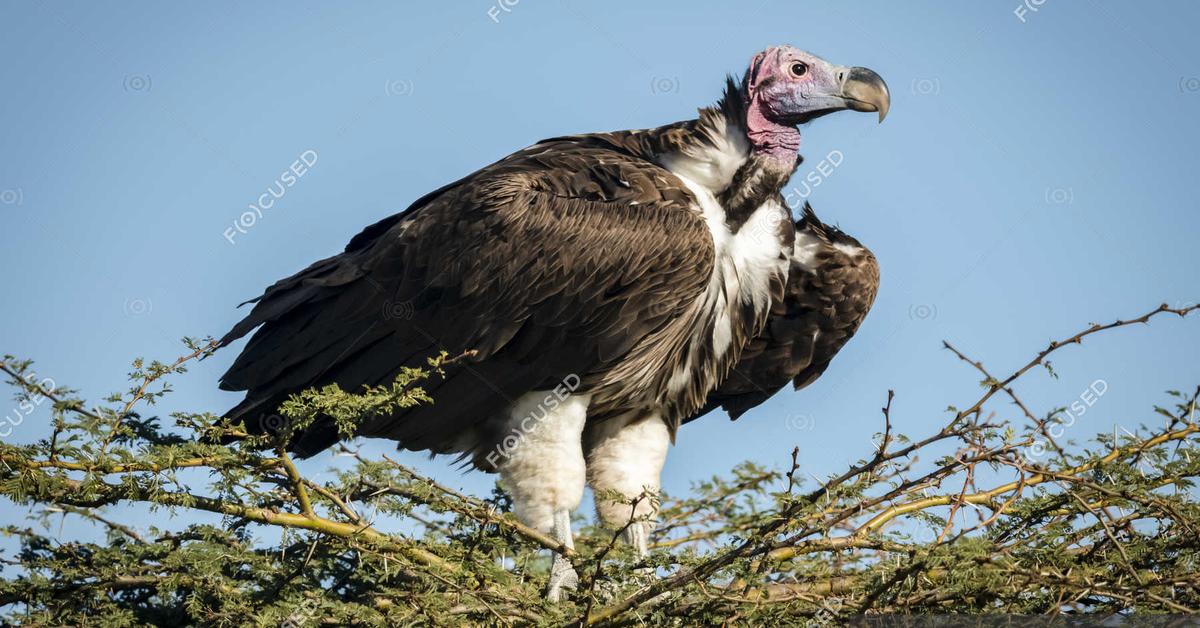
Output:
[687,203,879,422]
[220,135,714,457]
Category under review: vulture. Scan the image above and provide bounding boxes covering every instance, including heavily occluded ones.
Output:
[218,45,886,599]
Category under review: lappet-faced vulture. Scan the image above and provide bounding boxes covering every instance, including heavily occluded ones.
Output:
[219,45,886,599]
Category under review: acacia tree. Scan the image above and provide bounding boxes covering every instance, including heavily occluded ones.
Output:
[1,303,1198,626]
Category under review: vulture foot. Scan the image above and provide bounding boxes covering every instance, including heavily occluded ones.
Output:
[546,509,579,602]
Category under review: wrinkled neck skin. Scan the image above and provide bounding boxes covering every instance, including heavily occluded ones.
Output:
[744,95,801,168]
[709,92,799,228]
[658,80,800,228]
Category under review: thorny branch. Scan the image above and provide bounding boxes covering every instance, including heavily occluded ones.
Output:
[0,303,1196,626]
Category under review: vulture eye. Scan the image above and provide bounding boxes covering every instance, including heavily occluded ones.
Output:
[789,62,809,78]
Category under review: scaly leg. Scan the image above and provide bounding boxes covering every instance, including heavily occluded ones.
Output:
[622,517,651,559]
[547,508,579,601]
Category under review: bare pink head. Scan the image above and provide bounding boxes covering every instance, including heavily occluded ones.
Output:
[741,45,890,161]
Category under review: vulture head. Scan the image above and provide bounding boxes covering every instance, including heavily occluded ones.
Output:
[741,45,890,158]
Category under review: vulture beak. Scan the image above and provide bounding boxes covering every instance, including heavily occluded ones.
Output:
[838,66,890,123]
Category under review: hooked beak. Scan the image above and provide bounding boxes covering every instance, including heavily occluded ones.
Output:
[838,66,890,123]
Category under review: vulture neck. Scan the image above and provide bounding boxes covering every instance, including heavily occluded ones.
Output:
[710,80,799,227]
[655,78,800,229]
[743,97,802,167]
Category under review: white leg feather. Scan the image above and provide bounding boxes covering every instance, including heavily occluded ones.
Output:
[494,391,590,601]
[584,413,671,559]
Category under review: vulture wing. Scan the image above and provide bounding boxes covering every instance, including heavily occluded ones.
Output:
[219,134,713,457]
[687,203,879,422]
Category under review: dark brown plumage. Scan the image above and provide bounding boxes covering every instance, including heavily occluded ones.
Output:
[219,64,883,471]
[688,202,880,422]
[220,133,721,458]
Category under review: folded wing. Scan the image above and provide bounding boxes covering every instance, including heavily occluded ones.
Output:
[688,203,879,422]
[219,136,714,458]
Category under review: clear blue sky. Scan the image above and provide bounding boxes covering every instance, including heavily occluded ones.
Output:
[2,2,1198,536]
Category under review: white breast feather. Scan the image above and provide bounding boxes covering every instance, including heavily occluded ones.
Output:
[658,120,749,192]
[660,126,789,395]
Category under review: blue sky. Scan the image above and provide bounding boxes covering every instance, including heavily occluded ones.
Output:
[1,2,1198,537]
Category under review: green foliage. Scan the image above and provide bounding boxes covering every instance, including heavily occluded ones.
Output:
[0,305,1198,626]
[275,355,443,442]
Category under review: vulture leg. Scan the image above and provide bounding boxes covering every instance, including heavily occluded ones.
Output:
[494,391,590,601]
[585,414,670,563]
[547,509,579,601]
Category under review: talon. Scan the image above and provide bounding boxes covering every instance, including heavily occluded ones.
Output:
[546,553,579,602]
